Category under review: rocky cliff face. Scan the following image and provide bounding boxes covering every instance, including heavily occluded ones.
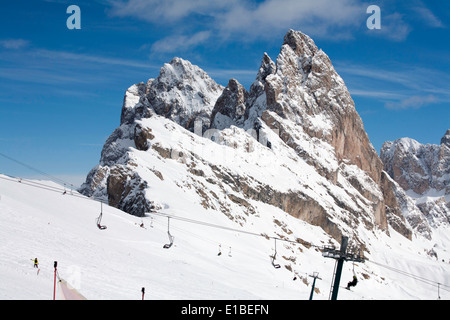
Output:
[381,131,450,235]
[212,30,405,238]
[80,30,412,247]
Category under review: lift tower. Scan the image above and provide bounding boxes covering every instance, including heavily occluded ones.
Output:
[322,236,364,300]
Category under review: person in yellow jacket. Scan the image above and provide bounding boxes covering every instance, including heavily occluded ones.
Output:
[31,258,39,268]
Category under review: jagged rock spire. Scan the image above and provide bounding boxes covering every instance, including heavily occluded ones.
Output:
[441,129,450,147]
[210,78,248,130]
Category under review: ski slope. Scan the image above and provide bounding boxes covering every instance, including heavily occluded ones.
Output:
[0,174,449,300]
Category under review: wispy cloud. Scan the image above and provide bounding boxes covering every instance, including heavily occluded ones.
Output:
[34,49,159,70]
[374,12,412,42]
[151,31,212,53]
[348,89,406,100]
[0,44,160,99]
[108,0,229,24]
[0,46,159,84]
[413,7,444,28]
[0,39,30,50]
[411,0,445,29]
[385,95,438,110]
[336,61,450,109]
[336,63,421,93]
[0,66,97,85]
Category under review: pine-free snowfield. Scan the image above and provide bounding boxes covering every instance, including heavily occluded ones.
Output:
[0,175,449,300]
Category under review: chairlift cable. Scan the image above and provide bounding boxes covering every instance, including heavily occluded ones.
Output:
[149,211,321,249]
[0,175,66,194]
[366,259,450,292]
[150,215,259,258]
[0,152,74,187]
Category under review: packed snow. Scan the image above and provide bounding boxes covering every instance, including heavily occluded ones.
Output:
[0,174,449,300]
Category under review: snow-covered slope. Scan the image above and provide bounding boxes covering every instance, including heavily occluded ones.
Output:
[1,174,449,300]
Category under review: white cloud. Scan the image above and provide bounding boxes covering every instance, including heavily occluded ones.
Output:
[108,0,365,41]
[216,0,363,37]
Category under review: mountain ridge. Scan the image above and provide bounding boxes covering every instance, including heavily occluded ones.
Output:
[79,30,445,252]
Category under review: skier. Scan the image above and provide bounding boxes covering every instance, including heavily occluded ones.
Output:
[31,258,39,268]
[346,275,358,290]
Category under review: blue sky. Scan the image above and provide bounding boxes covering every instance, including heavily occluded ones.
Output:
[0,0,449,187]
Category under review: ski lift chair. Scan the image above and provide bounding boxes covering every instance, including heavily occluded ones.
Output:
[163,217,174,249]
[272,239,281,269]
[96,203,107,230]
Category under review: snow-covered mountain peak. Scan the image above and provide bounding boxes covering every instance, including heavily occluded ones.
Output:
[381,137,423,158]
[441,129,450,147]
[157,57,211,88]
[82,29,422,250]
[283,29,318,58]
[120,56,224,132]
